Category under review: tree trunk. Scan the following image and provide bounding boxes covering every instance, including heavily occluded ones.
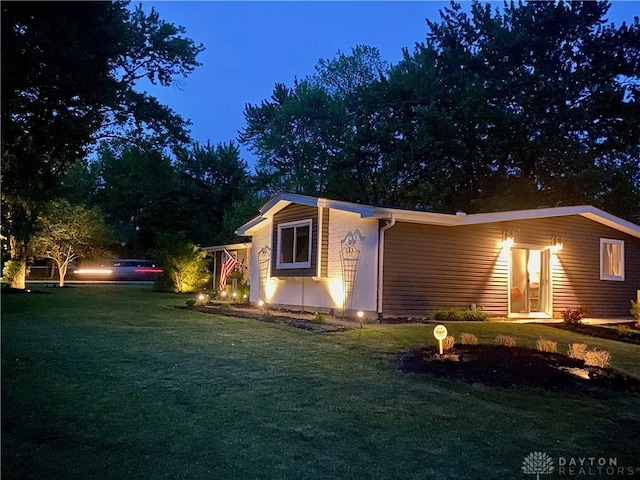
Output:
[58,262,68,287]
[8,236,28,290]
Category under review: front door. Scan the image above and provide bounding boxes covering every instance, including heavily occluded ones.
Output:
[509,247,552,317]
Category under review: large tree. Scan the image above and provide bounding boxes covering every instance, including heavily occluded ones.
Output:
[1,1,203,288]
[240,2,639,219]
[390,0,640,214]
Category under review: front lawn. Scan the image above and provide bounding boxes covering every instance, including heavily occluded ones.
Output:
[2,286,639,479]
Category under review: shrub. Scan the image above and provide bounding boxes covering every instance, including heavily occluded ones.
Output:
[583,349,611,368]
[442,335,455,350]
[567,343,588,360]
[460,332,478,345]
[431,308,488,322]
[631,300,640,324]
[561,307,589,325]
[219,302,233,311]
[536,337,557,353]
[185,299,196,307]
[461,309,490,322]
[311,313,326,324]
[495,334,516,347]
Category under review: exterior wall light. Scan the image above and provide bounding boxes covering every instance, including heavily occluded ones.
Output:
[502,231,515,248]
[551,236,564,253]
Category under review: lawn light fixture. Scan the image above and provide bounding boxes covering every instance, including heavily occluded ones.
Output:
[220,290,228,298]
[357,310,364,329]
[198,293,206,302]
[258,300,265,307]
[502,231,515,248]
[232,291,237,299]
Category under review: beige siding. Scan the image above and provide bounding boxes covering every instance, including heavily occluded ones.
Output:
[383,216,640,318]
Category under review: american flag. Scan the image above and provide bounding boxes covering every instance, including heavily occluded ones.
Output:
[219,249,238,292]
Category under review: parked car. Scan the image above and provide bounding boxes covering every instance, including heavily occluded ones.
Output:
[73,259,162,281]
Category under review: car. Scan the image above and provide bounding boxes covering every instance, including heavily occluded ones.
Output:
[73,259,163,281]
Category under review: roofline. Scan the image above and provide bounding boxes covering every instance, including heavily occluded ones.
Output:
[235,193,640,239]
[200,242,252,253]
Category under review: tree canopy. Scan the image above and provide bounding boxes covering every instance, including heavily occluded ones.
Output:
[1,1,204,288]
[241,1,640,218]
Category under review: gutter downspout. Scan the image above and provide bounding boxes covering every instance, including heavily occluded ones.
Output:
[377,215,396,316]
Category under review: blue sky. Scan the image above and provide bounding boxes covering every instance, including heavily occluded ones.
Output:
[139,1,640,168]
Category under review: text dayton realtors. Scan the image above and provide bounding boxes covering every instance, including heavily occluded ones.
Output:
[557,456,637,476]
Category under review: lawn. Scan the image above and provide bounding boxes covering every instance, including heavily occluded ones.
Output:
[2,286,639,479]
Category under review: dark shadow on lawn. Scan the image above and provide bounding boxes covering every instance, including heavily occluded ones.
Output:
[400,345,640,395]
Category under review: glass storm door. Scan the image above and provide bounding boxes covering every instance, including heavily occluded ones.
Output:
[510,248,551,316]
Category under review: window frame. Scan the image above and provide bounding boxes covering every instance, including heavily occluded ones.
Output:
[276,219,312,269]
[600,238,625,281]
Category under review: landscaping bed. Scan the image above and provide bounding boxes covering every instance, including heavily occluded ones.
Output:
[187,304,353,333]
[400,344,640,394]
[547,322,640,345]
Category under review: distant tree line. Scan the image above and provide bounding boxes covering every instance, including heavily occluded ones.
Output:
[2,0,639,290]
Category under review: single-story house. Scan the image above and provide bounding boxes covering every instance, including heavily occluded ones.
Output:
[235,192,640,320]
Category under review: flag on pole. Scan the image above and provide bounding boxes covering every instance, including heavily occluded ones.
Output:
[219,249,238,292]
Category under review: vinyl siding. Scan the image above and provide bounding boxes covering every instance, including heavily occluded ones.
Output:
[382,216,640,318]
[272,204,318,277]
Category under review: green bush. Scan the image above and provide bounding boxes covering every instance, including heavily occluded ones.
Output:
[153,233,211,293]
[311,313,326,324]
[431,308,489,322]
[630,300,640,321]
[185,299,196,307]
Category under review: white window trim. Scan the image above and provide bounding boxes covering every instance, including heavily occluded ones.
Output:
[600,238,625,281]
[276,219,312,269]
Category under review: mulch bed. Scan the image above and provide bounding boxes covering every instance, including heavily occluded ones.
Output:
[400,344,640,394]
[186,305,353,334]
[547,322,640,345]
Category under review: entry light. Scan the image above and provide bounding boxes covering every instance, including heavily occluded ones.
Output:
[502,231,515,248]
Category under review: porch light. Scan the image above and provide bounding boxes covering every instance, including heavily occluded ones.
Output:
[550,236,563,253]
[502,231,515,248]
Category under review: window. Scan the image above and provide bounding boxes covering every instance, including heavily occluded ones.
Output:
[600,238,624,281]
[277,220,312,269]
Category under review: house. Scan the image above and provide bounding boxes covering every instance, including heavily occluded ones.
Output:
[235,192,640,320]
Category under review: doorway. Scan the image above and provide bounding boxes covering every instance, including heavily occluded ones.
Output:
[509,247,552,317]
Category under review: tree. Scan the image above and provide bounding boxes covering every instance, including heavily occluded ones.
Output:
[30,200,111,287]
[1,1,203,288]
[392,0,640,214]
[153,233,210,293]
[174,141,252,245]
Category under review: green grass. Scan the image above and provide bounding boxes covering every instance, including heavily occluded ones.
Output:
[2,286,640,479]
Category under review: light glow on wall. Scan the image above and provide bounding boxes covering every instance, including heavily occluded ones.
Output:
[328,277,345,308]
[264,278,278,300]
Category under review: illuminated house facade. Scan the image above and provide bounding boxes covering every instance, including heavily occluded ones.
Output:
[236,193,640,320]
